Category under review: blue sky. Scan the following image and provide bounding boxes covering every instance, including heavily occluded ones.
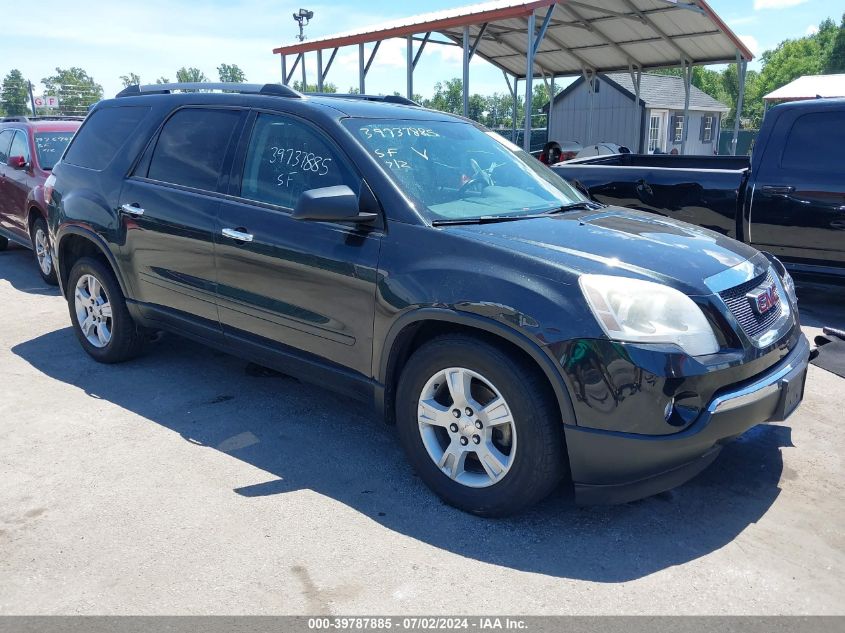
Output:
[0,0,838,101]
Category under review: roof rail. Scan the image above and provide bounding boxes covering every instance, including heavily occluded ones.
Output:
[312,93,421,107]
[1,115,86,123]
[115,82,302,98]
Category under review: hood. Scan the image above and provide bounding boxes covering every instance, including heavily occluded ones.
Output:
[441,207,761,296]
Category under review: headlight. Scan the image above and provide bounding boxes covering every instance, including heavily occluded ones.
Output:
[579,274,720,356]
[781,268,797,305]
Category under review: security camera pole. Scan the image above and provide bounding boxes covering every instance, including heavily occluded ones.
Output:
[293,8,314,42]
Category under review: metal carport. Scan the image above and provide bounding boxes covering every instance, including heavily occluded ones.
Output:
[273,0,753,155]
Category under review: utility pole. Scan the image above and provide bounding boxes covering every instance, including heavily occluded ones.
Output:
[28,81,36,117]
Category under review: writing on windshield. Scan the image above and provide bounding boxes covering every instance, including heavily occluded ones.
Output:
[346,120,584,221]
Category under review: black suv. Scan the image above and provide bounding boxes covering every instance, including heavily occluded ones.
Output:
[48,83,810,516]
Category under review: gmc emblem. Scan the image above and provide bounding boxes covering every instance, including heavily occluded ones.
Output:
[747,283,780,315]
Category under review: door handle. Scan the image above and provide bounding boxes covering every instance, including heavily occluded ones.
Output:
[760,185,795,196]
[120,203,145,217]
[222,227,254,243]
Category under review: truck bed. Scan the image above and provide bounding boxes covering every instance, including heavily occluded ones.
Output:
[552,154,750,240]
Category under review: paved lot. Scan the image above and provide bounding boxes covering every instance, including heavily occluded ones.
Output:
[1,244,843,615]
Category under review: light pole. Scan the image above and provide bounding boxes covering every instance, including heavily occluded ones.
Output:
[293,8,314,42]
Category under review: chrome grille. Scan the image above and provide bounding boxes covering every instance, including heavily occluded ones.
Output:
[719,270,785,339]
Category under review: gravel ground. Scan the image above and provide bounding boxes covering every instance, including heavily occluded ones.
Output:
[1,244,843,615]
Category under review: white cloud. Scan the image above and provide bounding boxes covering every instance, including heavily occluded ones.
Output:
[753,0,809,9]
[806,25,820,35]
[739,35,761,57]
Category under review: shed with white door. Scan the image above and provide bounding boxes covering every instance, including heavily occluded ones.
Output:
[545,72,730,154]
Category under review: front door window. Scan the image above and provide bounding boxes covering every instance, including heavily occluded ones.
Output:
[648,115,660,153]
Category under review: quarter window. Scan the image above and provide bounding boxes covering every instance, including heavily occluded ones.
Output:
[10,131,30,163]
[781,111,845,173]
[240,113,358,209]
[64,106,150,171]
[148,108,242,191]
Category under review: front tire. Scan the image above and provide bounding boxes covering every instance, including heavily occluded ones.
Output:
[67,257,144,363]
[396,334,567,516]
[30,216,58,285]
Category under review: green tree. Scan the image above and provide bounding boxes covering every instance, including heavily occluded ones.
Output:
[175,67,209,83]
[41,67,103,116]
[824,13,845,73]
[483,92,523,129]
[292,80,337,93]
[424,78,462,114]
[155,77,170,84]
[119,72,141,88]
[1,69,30,116]
[217,63,246,83]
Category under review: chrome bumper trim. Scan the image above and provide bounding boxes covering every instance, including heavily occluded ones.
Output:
[707,335,810,414]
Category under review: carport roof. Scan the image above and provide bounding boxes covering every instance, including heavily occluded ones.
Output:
[763,73,845,102]
[273,0,754,78]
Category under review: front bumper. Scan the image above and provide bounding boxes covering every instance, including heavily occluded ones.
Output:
[565,333,810,504]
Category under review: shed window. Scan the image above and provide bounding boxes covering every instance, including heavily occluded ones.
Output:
[673,115,684,143]
[701,115,714,143]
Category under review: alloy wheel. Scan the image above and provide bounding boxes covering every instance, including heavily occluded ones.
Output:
[74,274,113,348]
[417,367,517,488]
[34,227,52,276]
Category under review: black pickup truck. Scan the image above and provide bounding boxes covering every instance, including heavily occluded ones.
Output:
[552,98,845,281]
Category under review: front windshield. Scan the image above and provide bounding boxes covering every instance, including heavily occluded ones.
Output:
[344,119,586,221]
[35,132,75,170]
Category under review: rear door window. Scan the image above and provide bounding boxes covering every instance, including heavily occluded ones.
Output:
[780,111,845,174]
[147,108,242,192]
[64,106,150,170]
[239,113,358,209]
[0,130,14,164]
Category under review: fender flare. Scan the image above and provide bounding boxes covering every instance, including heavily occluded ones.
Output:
[24,202,46,234]
[378,307,577,425]
[55,225,129,296]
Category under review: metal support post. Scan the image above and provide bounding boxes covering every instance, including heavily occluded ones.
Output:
[359,43,365,94]
[732,52,747,156]
[629,63,642,152]
[317,50,323,92]
[681,59,692,155]
[524,11,536,152]
[463,26,470,118]
[407,35,413,100]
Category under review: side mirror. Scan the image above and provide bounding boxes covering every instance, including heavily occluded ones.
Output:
[292,185,378,224]
[7,155,26,170]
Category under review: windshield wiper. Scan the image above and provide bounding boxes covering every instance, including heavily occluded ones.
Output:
[431,201,604,226]
[431,215,533,226]
[540,201,604,214]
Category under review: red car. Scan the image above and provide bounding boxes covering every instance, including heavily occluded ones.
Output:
[0,116,81,284]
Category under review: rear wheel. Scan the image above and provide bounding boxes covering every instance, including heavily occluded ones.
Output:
[67,257,144,363]
[30,216,58,285]
[396,334,567,516]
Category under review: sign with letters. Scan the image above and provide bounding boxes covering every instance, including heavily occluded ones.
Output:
[33,96,59,109]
